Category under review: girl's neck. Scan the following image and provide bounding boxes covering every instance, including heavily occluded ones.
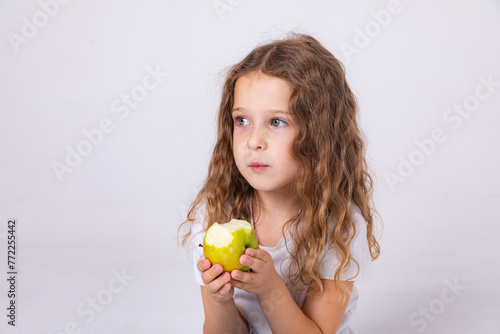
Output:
[252,188,300,226]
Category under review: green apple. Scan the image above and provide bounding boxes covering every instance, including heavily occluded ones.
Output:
[203,219,258,272]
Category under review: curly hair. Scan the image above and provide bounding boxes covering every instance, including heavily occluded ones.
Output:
[178,32,381,302]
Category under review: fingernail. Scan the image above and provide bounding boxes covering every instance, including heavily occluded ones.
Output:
[215,266,222,274]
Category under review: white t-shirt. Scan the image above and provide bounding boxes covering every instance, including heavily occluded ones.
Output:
[190,201,374,334]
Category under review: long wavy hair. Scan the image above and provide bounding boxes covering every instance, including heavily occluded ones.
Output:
[178,32,381,302]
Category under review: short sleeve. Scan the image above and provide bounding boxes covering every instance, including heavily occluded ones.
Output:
[190,202,208,286]
[318,205,374,281]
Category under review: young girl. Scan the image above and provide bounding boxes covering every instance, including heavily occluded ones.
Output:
[178,32,380,334]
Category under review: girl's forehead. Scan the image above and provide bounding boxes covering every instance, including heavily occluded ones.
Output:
[234,74,292,105]
[235,71,290,87]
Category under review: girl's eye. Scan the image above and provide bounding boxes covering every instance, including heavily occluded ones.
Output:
[271,119,287,127]
[236,117,250,126]
[234,116,287,127]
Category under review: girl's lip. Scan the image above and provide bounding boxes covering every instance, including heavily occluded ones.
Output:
[250,162,268,167]
[250,165,268,172]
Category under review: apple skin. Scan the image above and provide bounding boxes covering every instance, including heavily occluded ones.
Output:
[203,220,258,272]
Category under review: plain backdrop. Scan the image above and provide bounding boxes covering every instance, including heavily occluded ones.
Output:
[1,0,499,333]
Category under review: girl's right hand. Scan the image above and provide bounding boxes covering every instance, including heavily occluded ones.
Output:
[197,258,234,303]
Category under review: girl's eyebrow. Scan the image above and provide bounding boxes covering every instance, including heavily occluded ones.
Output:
[231,107,288,115]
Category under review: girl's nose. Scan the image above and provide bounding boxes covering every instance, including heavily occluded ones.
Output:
[247,128,267,151]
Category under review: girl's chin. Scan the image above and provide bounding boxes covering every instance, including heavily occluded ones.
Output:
[247,183,292,194]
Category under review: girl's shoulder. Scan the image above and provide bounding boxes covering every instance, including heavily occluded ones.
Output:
[189,200,209,234]
[318,203,374,280]
[325,203,367,235]
[347,203,370,251]
[351,203,368,231]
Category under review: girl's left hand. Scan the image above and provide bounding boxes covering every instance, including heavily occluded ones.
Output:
[230,248,281,297]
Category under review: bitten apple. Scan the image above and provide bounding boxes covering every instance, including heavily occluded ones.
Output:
[203,219,258,272]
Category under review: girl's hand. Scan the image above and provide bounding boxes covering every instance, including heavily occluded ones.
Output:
[197,259,234,303]
[230,248,281,297]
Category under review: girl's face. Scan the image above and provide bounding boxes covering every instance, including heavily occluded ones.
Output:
[231,71,301,197]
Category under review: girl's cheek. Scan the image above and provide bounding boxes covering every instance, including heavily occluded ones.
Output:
[234,127,249,136]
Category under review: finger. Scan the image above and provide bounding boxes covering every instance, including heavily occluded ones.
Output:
[207,271,232,293]
[245,248,268,262]
[240,254,266,273]
[231,269,252,284]
[205,263,225,282]
[197,259,211,272]
[221,280,233,293]
[230,277,247,290]
[218,280,235,299]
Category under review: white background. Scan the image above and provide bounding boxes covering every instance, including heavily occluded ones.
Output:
[1,0,499,333]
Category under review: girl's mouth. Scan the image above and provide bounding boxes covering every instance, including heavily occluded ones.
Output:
[250,164,268,172]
